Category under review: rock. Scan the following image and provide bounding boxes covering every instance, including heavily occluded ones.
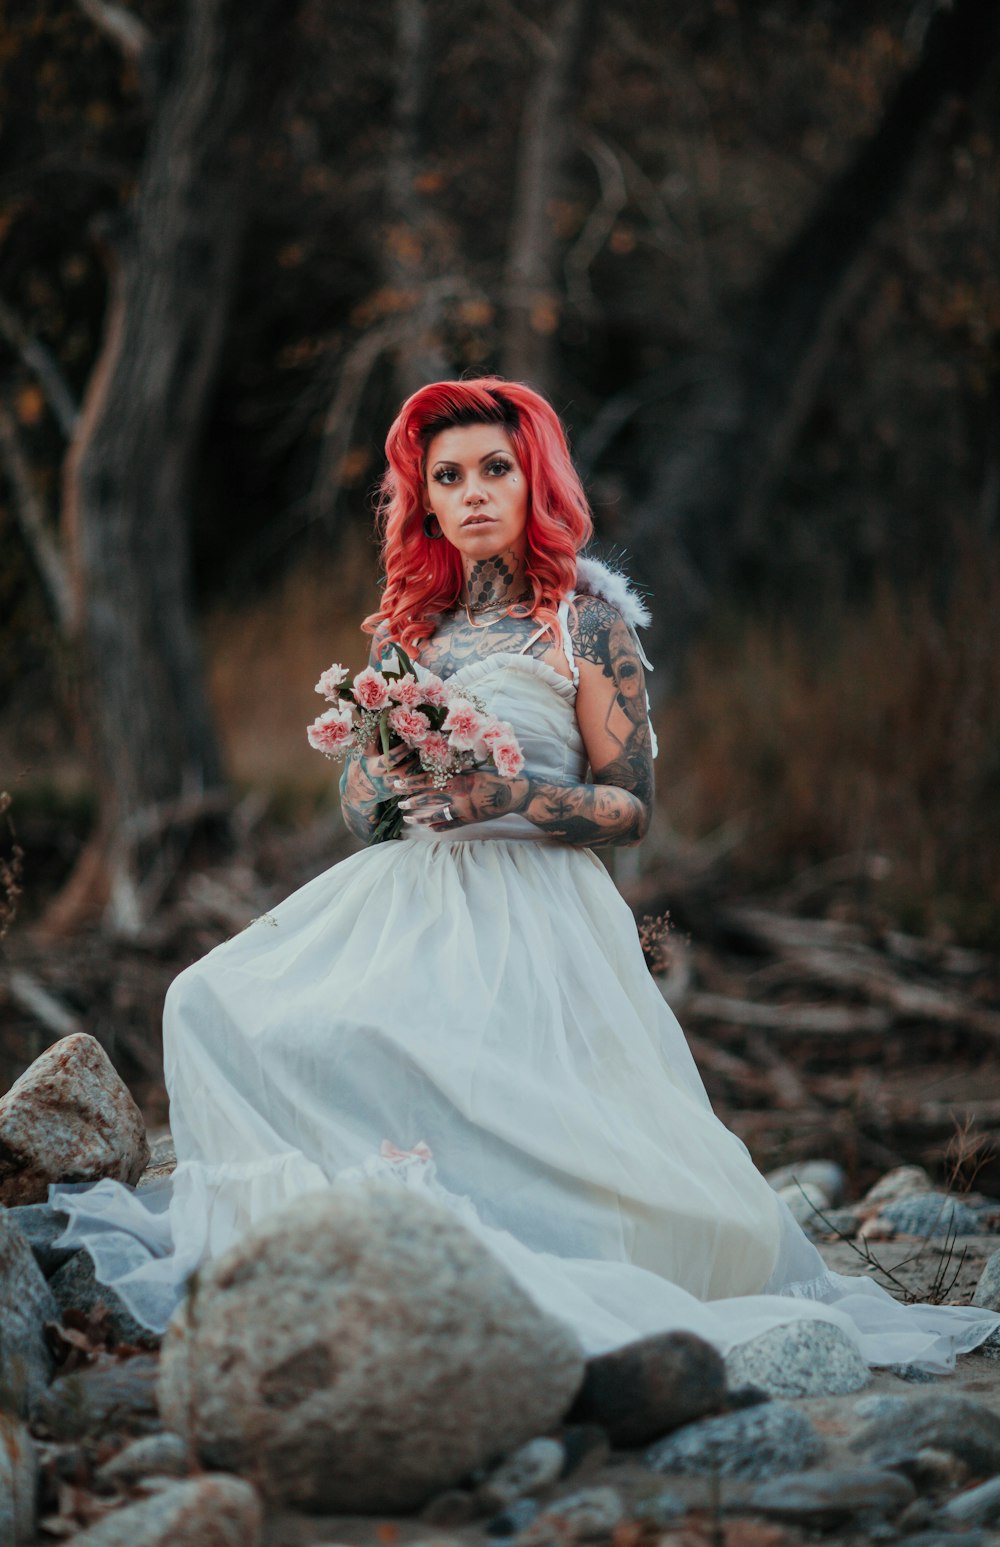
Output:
[725,1320,869,1398]
[65,1473,261,1547]
[860,1166,933,1210]
[631,1491,685,1527]
[886,1361,940,1383]
[0,1413,37,1545]
[748,1467,915,1526]
[972,1246,1000,1310]
[646,1400,824,1481]
[32,1353,161,1440]
[724,1385,771,1410]
[477,1438,565,1511]
[94,1432,190,1489]
[514,1486,624,1545]
[0,1208,59,1416]
[937,1474,1000,1527]
[884,1447,970,1493]
[878,1193,982,1238]
[0,1033,149,1207]
[902,1534,991,1547]
[814,1206,860,1238]
[158,1184,584,1513]
[766,1160,846,1206]
[5,1203,75,1276]
[419,1487,479,1526]
[49,1250,159,1348]
[852,1394,910,1423]
[775,1182,830,1230]
[557,1425,611,1478]
[567,1330,726,1446]
[486,1497,541,1536]
[852,1394,1000,1475]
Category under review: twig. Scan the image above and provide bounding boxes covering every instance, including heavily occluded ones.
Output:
[0,296,79,437]
[75,0,153,62]
[7,970,84,1038]
[0,404,73,626]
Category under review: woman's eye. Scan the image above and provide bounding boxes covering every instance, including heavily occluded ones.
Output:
[432,468,459,484]
[486,459,512,476]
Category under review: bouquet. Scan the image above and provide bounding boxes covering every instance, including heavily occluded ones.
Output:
[307,642,525,843]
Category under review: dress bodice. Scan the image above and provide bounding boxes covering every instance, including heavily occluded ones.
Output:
[409,650,586,844]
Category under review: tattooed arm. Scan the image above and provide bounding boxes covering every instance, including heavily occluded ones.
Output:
[338,623,414,843]
[508,594,654,846]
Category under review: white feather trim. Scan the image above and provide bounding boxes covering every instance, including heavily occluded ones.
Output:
[573,554,651,631]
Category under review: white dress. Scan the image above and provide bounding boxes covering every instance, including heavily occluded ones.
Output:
[48,582,1000,1372]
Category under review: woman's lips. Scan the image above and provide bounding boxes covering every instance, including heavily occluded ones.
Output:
[461,514,496,527]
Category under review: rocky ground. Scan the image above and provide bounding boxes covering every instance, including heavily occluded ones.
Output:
[3,1038,1000,1546]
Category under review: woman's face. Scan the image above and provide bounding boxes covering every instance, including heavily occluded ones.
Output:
[423,424,529,562]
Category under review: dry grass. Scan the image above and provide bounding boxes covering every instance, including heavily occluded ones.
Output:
[660,526,1000,940]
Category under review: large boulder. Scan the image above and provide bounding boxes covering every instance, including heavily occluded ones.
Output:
[725,1320,870,1398]
[158,1183,584,1513]
[567,1330,726,1446]
[0,1208,59,1417]
[0,1034,149,1206]
[65,1474,261,1547]
[0,1413,37,1545]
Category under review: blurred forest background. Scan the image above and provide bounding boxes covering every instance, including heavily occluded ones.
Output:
[1,0,998,1183]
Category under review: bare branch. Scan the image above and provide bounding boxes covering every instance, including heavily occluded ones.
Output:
[0,296,79,438]
[0,403,73,627]
[76,0,153,62]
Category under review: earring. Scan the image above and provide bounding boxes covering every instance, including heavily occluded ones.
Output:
[423,511,442,539]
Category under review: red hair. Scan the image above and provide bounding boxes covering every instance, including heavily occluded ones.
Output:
[363,377,593,657]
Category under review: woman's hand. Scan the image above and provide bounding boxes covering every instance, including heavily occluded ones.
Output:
[391,766,525,833]
[339,740,419,843]
[356,739,420,801]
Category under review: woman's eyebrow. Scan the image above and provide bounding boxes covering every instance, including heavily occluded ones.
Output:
[430,448,510,470]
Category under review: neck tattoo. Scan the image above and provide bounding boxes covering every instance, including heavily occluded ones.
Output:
[464,550,530,612]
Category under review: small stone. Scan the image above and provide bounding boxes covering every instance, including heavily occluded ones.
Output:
[646,1400,824,1481]
[885,1361,940,1383]
[486,1497,541,1536]
[877,1446,969,1493]
[49,1250,159,1348]
[420,1488,479,1526]
[557,1425,610,1478]
[31,1353,161,1440]
[724,1385,771,1411]
[477,1438,566,1511]
[813,1206,860,1238]
[0,1208,59,1416]
[0,1033,149,1206]
[972,1246,1000,1310]
[748,1467,915,1526]
[632,1491,685,1527]
[852,1394,910,1423]
[901,1533,992,1547]
[860,1166,933,1211]
[765,1159,846,1206]
[514,1486,624,1545]
[5,1203,75,1276]
[879,1193,981,1238]
[0,1412,37,1545]
[725,1320,870,1398]
[567,1330,726,1446]
[775,1182,829,1230]
[937,1474,1000,1527]
[94,1432,190,1489]
[63,1473,261,1546]
[852,1393,1000,1475]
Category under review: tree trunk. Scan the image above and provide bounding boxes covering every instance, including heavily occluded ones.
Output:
[57,0,296,936]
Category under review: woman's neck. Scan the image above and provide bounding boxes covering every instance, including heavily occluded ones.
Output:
[461,548,531,612]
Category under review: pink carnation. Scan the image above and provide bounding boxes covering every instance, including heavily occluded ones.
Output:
[352,666,390,710]
[388,706,432,746]
[492,740,525,779]
[442,698,489,751]
[388,672,424,708]
[419,672,449,708]
[481,717,514,749]
[419,731,452,767]
[315,662,349,700]
[307,707,355,755]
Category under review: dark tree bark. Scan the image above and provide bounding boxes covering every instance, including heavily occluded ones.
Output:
[54,0,299,935]
[615,0,1000,686]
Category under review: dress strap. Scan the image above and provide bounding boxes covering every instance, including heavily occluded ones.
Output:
[516,622,551,657]
[556,600,580,689]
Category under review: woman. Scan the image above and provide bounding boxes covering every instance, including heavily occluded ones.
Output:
[50,377,999,1370]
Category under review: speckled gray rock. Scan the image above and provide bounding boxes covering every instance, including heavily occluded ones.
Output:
[879,1193,981,1237]
[94,1431,190,1490]
[852,1394,1000,1474]
[749,1467,915,1526]
[49,1249,158,1347]
[632,1491,685,1527]
[31,1353,161,1440]
[568,1330,726,1446]
[0,1413,37,1545]
[725,1320,869,1398]
[66,1474,261,1546]
[860,1166,933,1210]
[973,1247,1000,1310]
[775,1182,830,1230]
[158,1184,584,1513]
[477,1438,565,1511]
[5,1203,75,1276]
[853,1393,910,1423]
[0,1208,59,1416]
[766,1160,846,1206]
[515,1486,624,1545]
[485,1496,540,1536]
[937,1475,1000,1527]
[0,1033,149,1207]
[646,1400,824,1480]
